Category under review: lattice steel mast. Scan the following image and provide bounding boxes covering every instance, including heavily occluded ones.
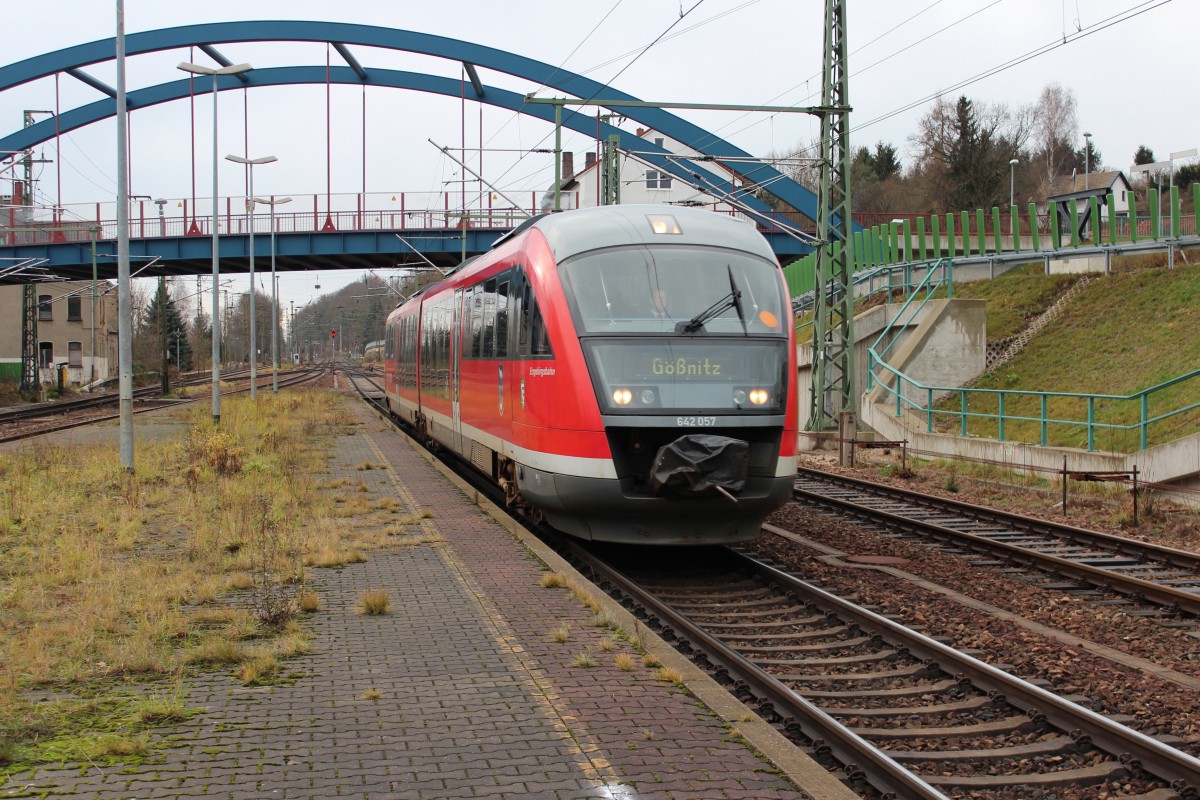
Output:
[810,0,855,440]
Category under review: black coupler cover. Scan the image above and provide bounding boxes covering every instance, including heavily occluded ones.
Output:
[650,434,750,496]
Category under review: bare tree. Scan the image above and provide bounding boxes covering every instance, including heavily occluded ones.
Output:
[1031,83,1079,194]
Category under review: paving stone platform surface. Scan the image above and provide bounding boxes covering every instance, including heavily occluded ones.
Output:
[1,399,836,800]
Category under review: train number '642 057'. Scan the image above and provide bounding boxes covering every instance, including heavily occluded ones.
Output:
[676,416,717,427]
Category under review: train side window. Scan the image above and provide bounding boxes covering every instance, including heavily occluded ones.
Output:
[482,278,497,359]
[469,285,484,359]
[530,306,552,357]
[495,278,510,359]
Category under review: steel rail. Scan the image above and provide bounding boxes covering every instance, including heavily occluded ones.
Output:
[794,475,1200,617]
[741,551,1200,798]
[559,537,952,800]
[798,466,1200,571]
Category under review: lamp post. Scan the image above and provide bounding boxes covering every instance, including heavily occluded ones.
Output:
[226,154,277,400]
[1008,158,1019,208]
[1083,131,1092,190]
[177,60,253,423]
[253,195,292,392]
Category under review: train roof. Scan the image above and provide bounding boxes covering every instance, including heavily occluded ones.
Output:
[524,205,778,264]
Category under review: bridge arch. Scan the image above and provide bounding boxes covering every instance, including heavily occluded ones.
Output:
[0,21,819,222]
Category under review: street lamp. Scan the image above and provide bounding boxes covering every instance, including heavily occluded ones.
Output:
[1083,131,1092,190]
[225,154,277,400]
[1008,158,1019,208]
[177,60,253,423]
[253,195,292,392]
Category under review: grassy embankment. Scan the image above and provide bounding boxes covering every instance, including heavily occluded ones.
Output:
[942,257,1200,451]
[0,391,431,774]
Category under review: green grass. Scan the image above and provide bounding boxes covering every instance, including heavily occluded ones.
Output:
[946,262,1080,340]
[933,263,1200,451]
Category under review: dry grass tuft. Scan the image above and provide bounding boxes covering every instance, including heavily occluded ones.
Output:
[571,651,598,668]
[355,461,377,471]
[237,652,281,685]
[598,638,615,653]
[539,572,567,589]
[359,688,382,701]
[304,547,368,568]
[298,590,322,613]
[549,624,571,643]
[184,637,247,666]
[357,589,391,615]
[654,667,684,685]
[226,570,255,590]
[614,653,636,672]
[642,654,661,668]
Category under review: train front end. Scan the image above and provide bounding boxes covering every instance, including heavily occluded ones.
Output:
[524,206,797,545]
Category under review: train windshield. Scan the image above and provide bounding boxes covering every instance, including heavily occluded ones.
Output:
[559,246,787,336]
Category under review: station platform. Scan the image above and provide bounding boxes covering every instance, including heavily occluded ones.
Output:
[3,397,855,800]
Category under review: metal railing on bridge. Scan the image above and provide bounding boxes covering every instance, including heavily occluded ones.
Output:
[2,190,815,246]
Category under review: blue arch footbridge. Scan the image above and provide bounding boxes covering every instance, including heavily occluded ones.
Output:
[0,21,830,281]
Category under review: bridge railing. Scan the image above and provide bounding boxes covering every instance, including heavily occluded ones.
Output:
[2,191,814,245]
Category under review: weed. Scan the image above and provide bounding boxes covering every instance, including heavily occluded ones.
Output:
[642,654,661,668]
[356,461,376,471]
[591,612,620,630]
[184,637,247,666]
[237,653,281,685]
[360,689,382,701]
[598,639,615,653]
[298,591,321,613]
[356,482,370,493]
[227,572,254,590]
[571,651,598,669]
[305,547,368,568]
[134,689,193,725]
[654,667,684,685]
[357,589,391,615]
[641,728,654,740]
[539,572,567,589]
[943,467,961,493]
[614,653,636,672]
[550,625,571,643]
[271,633,311,659]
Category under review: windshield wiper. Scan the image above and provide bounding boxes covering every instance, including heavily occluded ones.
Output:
[679,266,746,334]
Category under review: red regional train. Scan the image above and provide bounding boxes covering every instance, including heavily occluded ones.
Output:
[382,204,797,544]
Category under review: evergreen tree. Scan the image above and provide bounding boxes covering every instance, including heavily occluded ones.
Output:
[142,289,193,371]
[1134,145,1156,165]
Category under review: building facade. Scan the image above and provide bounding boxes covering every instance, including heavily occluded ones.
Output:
[541,128,745,214]
[0,280,118,386]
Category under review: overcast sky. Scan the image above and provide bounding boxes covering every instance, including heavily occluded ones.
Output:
[2,0,1195,311]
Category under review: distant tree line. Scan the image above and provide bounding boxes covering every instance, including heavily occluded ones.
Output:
[769,82,1193,217]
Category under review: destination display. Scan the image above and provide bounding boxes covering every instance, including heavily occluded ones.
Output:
[586,340,787,414]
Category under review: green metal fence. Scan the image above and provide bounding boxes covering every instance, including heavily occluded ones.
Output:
[866,265,1200,455]
[783,183,1200,296]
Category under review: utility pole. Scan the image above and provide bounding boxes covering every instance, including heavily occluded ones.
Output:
[810,0,857,464]
[158,276,169,395]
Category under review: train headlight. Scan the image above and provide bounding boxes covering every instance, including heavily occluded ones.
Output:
[639,389,656,405]
[612,388,633,406]
[749,388,770,405]
[732,389,747,405]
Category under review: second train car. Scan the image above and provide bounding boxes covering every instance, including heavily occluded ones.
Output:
[383,204,797,544]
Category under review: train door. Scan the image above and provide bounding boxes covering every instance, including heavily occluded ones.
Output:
[451,287,465,453]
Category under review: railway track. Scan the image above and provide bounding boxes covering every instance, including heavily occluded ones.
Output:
[576,542,1200,800]
[0,365,328,443]
[794,467,1200,621]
